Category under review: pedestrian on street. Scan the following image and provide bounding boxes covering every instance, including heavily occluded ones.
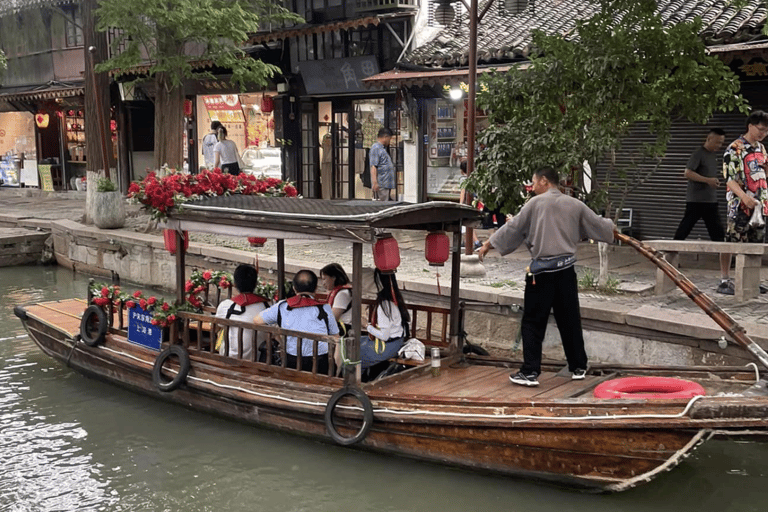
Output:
[214,126,242,176]
[672,128,731,292]
[202,121,223,170]
[477,167,615,387]
[720,110,768,295]
[369,127,396,201]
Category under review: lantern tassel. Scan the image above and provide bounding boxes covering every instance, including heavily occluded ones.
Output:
[436,271,441,296]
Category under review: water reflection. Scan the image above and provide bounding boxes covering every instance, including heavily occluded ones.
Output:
[1,265,767,512]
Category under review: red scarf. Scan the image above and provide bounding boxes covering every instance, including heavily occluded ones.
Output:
[326,284,352,308]
[232,293,268,307]
[286,294,325,309]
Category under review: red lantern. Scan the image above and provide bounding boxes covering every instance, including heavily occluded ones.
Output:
[248,237,267,247]
[163,229,189,255]
[184,99,193,117]
[260,94,274,113]
[373,233,400,273]
[425,231,450,266]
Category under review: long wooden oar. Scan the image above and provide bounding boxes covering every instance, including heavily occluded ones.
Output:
[615,232,768,371]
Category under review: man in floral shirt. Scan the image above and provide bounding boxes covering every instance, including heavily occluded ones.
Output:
[720,110,768,295]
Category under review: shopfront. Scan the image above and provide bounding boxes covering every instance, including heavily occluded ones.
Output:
[0,111,36,187]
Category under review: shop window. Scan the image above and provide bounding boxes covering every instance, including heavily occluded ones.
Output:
[63,5,83,48]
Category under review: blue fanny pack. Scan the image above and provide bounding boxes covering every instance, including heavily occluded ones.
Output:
[528,254,576,275]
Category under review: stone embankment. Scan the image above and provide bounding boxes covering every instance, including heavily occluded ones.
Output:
[2,188,768,369]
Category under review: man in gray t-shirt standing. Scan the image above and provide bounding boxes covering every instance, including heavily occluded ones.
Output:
[672,128,731,293]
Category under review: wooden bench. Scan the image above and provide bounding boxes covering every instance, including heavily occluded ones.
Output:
[645,240,767,301]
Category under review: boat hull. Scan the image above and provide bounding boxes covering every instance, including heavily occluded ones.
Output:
[16,305,767,493]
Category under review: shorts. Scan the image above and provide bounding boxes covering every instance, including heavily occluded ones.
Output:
[726,207,765,243]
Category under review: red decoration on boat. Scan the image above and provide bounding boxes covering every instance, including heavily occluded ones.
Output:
[163,229,189,255]
[373,233,400,273]
[425,231,450,266]
[260,94,274,114]
[248,237,267,247]
[593,377,706,400]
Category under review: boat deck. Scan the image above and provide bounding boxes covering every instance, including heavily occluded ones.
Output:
[25,298,88,338]
[372,363,608,400]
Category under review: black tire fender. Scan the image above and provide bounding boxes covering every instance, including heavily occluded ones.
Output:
[152,345,191,392]
[324,386,374,446]
[13,305,28,321]
[80,305,108,347]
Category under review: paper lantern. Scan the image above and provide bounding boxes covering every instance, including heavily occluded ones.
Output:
[163,229,189,255]
[260,94,274,114]
[373,233,400,273]
[425,231,450,266]
[248,237,267,247]
[35,113,50,129]
[184,99,193,117]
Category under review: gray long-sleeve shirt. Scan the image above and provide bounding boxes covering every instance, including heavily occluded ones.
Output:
[489,188,615,260]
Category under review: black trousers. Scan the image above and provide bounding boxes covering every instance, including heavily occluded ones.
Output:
[673,202,725,241]
[286,353,329,375]
[520,266,587,375]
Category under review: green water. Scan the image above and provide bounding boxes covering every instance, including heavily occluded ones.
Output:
[0,265,766,511]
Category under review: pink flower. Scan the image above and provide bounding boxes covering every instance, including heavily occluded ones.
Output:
[202,271,212,281]
[133,290,143,298]
[125,300,136,309]
[147,296,157,306]
[101,287,109,297]
[139,298,147,309]
[162,302,170,311]
[185,281,194,292]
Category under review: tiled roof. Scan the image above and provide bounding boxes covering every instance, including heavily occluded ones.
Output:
[407,0,768,67]
[0,0,75,17]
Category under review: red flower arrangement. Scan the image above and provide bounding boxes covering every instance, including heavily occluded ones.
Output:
[125,289,178,328]
[127,167,299,220]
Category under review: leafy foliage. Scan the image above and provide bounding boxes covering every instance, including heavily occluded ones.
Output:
[96,177,118,192]
[468,0,749,216]
[95,0,301,88]
[0,49,6,84]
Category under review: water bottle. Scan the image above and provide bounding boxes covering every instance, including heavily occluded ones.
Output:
[431,347,441,377]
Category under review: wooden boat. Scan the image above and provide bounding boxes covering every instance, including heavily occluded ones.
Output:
[14,196,768,492]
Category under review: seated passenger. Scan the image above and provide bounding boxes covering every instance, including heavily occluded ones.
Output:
[360,269,410,373]
[320,263,353,336]
[215,264,269,360]
[254,270,339,374]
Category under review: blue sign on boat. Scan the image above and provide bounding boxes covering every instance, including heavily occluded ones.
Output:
[127,305,162,351]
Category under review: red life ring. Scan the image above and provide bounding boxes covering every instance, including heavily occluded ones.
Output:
[593,376,706,400]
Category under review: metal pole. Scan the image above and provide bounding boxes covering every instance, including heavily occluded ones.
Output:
[88,46,111,180]
[463,0,479,256]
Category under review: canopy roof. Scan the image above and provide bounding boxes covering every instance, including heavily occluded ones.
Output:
[164,196,483,243]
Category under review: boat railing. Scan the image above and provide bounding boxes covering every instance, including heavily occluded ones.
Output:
[176,310,340,378]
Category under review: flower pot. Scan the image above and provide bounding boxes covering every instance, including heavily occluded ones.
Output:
[93,190,126,229]
[164,229,189,255]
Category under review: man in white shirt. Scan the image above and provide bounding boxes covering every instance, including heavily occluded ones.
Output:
[202,121,223,170]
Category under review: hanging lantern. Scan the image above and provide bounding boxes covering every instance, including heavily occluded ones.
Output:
[425,231,450,267]
[260,94,274,114]
[163,229,189,255]
[184,99,193,117]
[248,237,267,247]
[434,2,455,26]
[35,113,50,129]
[373,233,400,273]
[500,0,528,15]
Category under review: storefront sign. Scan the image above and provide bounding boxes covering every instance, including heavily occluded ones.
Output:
[38,164,54,191]
[203,95,245,123]
[299,56,380,95]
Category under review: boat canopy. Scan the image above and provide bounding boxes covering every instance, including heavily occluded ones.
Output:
[163,196,484,242]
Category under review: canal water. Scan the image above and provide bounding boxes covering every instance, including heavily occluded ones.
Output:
[1,265,766,511]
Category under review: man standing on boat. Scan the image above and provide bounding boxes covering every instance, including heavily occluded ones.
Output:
[253,270,339,374]
[721,110,768,295]
[477,167,615,387]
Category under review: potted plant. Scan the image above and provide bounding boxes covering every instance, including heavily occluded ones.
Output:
[92,177,126,229]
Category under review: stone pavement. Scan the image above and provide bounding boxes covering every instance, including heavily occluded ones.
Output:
[2,187,767,334]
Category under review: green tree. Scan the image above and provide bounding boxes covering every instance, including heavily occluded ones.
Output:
[0,49,6,84]
[468,0,749,218]
[95,0,302,170]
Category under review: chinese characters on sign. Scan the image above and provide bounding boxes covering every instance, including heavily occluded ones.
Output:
[298,56,380,95]
[127,305,162,351]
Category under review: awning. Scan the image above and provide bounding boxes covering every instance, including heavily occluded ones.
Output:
[707,41,768,53]
[362,65,514,89]
[0,83,84,103]
[247,13,411,45]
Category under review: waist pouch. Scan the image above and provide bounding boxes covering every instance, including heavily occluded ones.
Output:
[528,254,576,275]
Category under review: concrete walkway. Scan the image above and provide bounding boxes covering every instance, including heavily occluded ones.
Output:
[2,187,767,351]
